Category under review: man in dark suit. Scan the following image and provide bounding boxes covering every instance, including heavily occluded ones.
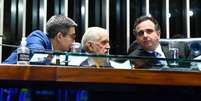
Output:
[129,16,190,69]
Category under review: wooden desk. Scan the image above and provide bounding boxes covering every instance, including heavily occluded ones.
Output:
[0,64,201,86]
[1,64,201,101]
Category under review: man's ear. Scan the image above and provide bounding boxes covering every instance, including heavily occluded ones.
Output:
[86,41,93,51]
[157,31,161,36]
[56,32,63,40]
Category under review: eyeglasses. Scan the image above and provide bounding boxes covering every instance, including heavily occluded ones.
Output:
[66,33,76,39]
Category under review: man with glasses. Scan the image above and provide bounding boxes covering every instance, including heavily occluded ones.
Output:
[3,15,88,101]
[3,15,77,64]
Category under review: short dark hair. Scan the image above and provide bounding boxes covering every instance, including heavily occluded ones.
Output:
[46,15,77,38]
[133,16,161,35]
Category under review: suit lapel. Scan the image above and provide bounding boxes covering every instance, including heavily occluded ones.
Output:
[161,43,169,58]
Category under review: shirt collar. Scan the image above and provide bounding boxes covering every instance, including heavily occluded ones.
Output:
[147,44,161,53]
[154,44,166,58]
[155,44,163,55]
[88,57,96,66]
[146,44,165,57]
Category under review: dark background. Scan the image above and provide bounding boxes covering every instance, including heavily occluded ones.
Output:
[2,0,201,61]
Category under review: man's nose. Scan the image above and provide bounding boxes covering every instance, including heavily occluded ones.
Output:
[143,32,148,37]
[105,43,110,54]
[106,43,110,49]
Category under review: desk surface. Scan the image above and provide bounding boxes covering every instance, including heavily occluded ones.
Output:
[0,64,201,87]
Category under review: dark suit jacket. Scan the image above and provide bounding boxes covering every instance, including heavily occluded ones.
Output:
[129,41,191,69]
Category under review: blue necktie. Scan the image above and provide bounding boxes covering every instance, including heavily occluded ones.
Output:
[150,52,163,66]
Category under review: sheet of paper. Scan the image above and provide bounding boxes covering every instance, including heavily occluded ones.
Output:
[68,56,88,66]
[110,60,132,69]
[30,53,48,62]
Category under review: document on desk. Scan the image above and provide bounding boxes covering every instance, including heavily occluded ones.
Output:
[68,56,88,66]
[30,53,48,62]
[51,55,88,66]
[30,53,88,66]
[110,60,132,69]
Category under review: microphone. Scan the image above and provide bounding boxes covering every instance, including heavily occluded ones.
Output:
[0,34,19,48]
[0,43,19,48]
